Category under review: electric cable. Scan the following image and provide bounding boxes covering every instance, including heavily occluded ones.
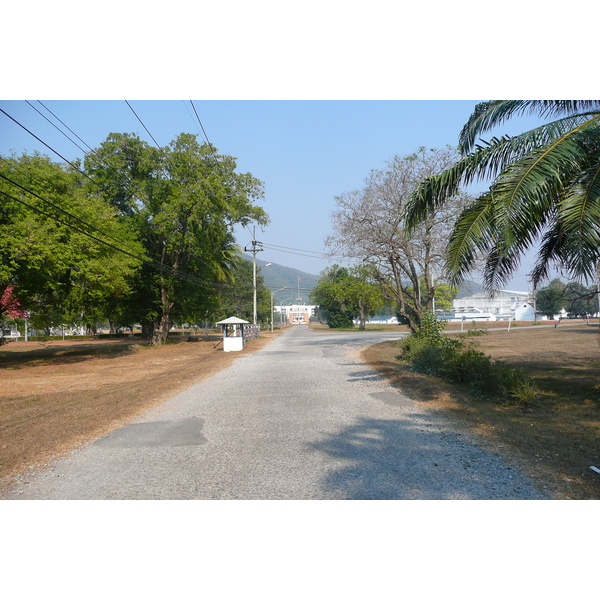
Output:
[36,101,95,154]
[25,100,92,160]
[124,101,165,156]
[0,107,96,185]
[0,188,226,292]
[1,108,235,278]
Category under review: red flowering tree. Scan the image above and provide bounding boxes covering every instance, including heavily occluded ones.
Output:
[0,286,28,319]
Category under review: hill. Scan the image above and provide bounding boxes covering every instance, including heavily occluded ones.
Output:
[244,255,483,305]
[243,256,320,305]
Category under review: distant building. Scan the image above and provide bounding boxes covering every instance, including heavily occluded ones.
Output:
[274,304,316,325]
[450,289,535,321]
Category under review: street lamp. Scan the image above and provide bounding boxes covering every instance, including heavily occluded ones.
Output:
[257,263,272,326]
[270,288,293,331]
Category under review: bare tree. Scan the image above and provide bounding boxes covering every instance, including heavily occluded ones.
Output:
[326,147,473,332]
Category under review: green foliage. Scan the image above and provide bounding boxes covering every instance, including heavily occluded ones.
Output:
[326,312,355,329]
[398,314,538,406]
[0,134,268,344]
[406,100,600,290]
[214,258,271,325]
[0,152,143,332]
[310,264,384,329]
[85,132,268,344]
[536,278,598,317]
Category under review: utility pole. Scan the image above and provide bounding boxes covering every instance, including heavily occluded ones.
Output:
[244,227,263,325]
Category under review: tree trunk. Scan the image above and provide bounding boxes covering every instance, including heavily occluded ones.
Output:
[358,299,366,331]
[151,285,173,345]
[141,321,154,341]
[152,312,171,345]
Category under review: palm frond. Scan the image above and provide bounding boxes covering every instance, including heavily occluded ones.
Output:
[445,194,497,285]
[486,117,600,240]
[405,116,599,232]
[459,100,600,153]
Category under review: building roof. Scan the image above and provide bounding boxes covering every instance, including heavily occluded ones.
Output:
[215,317,250,325]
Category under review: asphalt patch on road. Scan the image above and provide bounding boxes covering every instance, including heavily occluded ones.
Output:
[369,391,406,407]
[94,418,208,448]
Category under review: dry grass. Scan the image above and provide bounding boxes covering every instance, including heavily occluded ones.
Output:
[362,323,600,499]
[0,331,283,491]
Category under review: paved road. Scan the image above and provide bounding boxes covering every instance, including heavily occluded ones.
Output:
[5,326,549,499]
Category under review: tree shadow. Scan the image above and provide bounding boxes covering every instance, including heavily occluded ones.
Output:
[307,416,547,500]
[0,340,143,369]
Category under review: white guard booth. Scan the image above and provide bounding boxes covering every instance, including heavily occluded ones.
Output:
[216,316,250,352]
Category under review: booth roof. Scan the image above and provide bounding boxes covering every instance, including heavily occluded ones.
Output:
[215,317,250,325]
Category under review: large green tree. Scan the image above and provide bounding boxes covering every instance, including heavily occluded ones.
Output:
[310,264,384,330]
[86,133,268,344]
[0,152,142,333]
[406,101,600,291]
[536,278,598,318]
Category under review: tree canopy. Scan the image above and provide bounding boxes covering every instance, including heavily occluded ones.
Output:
[0,152,142,333]
[0,133,268,342]
[536,278,598,318]
[310,264,384,330]
[85,132,268,344]
[405,101,600,291]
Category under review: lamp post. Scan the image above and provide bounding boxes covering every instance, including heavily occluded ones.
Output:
[257,262,271,327]
[270,287,291,332]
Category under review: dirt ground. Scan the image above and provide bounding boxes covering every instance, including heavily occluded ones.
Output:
[0,330,283,491]
[362,322,600,500]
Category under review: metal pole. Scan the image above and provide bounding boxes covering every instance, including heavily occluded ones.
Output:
[271,292,274,332]
[253,251,257,325]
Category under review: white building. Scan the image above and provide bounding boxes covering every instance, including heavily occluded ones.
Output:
[274,304,317,325]
[451,289,535,321]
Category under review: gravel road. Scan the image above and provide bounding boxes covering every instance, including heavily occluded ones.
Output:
[5,325,549,499]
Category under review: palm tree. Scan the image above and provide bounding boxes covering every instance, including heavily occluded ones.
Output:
[405,100,600,291]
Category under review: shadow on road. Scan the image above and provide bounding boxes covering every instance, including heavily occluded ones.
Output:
[307,415,546,500]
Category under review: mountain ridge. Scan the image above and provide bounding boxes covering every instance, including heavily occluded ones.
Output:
[244,255,485,305]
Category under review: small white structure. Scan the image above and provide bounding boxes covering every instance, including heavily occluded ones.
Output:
[216,317,249,352]
[514,301,535,321]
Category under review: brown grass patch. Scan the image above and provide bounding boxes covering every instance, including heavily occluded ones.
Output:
[362,324,600,500]
[0,331,282,491]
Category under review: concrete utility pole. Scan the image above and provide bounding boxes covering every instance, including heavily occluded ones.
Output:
[244,227,263,325]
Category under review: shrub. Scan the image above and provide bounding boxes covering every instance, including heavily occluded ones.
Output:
[327,313,354,329]
[397,314,539,406]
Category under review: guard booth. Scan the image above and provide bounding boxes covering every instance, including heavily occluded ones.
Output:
[216,317,250,352]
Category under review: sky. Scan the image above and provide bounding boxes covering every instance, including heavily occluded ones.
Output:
[0,99,552,290]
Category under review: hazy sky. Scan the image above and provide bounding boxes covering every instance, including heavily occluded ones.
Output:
[0,99,551,290]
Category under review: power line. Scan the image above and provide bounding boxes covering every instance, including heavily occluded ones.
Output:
[0,107,96,185]
[260,242,357,262]
[2,104,232,276]
[0,186,224,292]
[36,100,95,153]
[262,242,328,255]
[189,100,213,149]
[25,100,91,159]
[125,100,165,153]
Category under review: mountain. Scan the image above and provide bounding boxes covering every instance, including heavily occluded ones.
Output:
[244,255,320,305]
[244,255,483,304]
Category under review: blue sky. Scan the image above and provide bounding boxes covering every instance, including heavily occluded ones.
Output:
[0,99,552,290]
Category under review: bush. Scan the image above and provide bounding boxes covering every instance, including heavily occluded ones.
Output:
[397,314,539,406]
[327,313,355,329]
